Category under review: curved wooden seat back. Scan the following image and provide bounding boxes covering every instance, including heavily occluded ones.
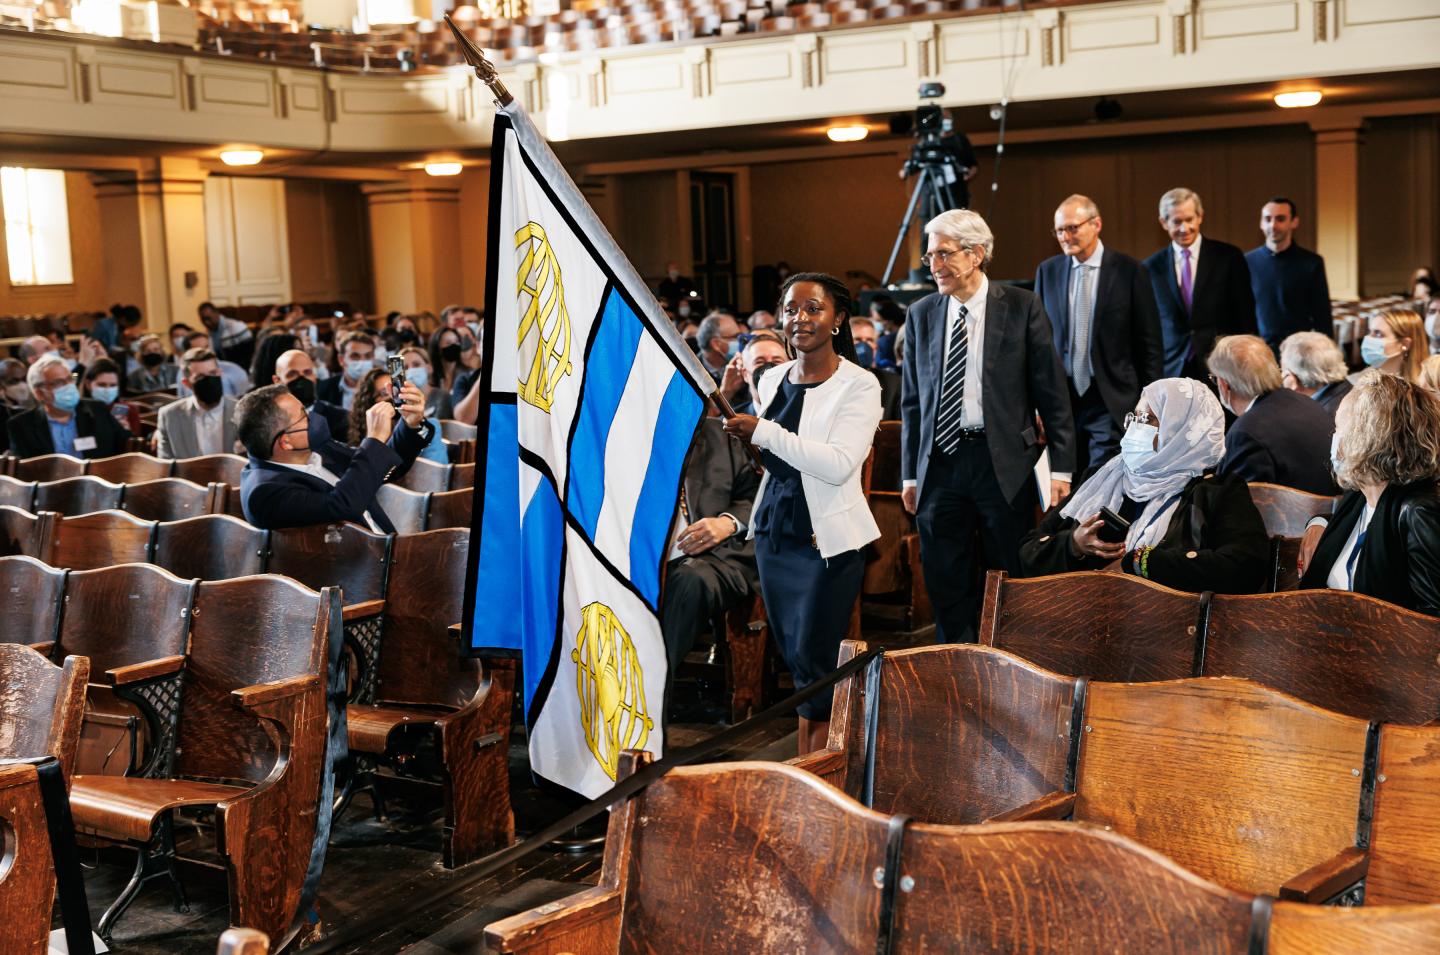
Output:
[179,574,334,786]
[172,453,246,487]
[53,510,157,571]
[449,461,476,489]
[87,452,174,484]
[121,477,220,522]
[268,521,392,607]
[1075,677,1370,895]
[895,822,1256,953]
[13,452,86,482]
[57,562,195,679]
[425,487,472,532]
[1368,724,1440,905]
[377,528,476,709]
[617,762,886,953]
[0,764,53,955]
[154,514,270,581]
[374,483,430,535]
[34,475,124,516]
[865,645,1078,824]
[869,420,901,491]
[979,571,1200,681]
[1269,901,1440,954]
[0,644,89,783]
[0,505,56,562]
[0,555,66,647]
[1204,589,1440,724]
[0,474,36,510]
[395,457,452,493]
[438,419,477,443]
[1248,482,1338,537]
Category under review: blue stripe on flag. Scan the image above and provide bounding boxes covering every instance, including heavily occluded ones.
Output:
[471,403,521,653]
[629,370,705,609]
[518,475,565,710]
[566,288,643,538]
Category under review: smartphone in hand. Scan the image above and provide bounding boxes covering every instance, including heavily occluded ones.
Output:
[387,355,407,408]
[1097,506,1131,545]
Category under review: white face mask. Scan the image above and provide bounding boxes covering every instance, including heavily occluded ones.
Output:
[1120,422,1159,473]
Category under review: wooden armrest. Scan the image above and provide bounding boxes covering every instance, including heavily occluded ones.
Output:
[986,791,1076,823]
[84,710,137,729]
[28,641,54,656]
[233,674,321,709]
[1279,846,1369,903]
[788,749,844,777]
[343,599,385,622]
[108,654,186,686]
[484,886,621,954]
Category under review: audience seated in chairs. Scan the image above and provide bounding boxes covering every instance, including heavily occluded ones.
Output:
[724,329,787,416]
[8,355,131,460]
[1021,377,1269,594]
[348,366,449,465]
[156,348,239,459]
[1279,330,1352,415]
[1299,370,1440,615]
[273,347,348,443]
[1361,307,1426,382]
[1,357,32,453]
[1208,334,1338,496]
[125,333,179,393]
[82,358,143,436]
[178,330,252,398]
[235,380,434,531]
[398,344,453,421]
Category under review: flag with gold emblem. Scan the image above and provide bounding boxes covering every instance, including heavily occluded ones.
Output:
[464,99,714,797]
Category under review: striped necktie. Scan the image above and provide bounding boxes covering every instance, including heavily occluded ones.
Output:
[934,303,970,453]
[1071,263,1094,395]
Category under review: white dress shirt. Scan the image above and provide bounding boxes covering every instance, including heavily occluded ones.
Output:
[1172,234,1203,290]
[1325,504,1375,591]
[941,275,990,430]
[274,453,383,533]
[194,399,225,456]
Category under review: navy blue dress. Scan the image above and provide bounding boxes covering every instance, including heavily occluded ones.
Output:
[753,376,865,720]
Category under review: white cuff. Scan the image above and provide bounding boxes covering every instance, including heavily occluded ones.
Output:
[1052,472,1072,484]
[903,479,917,489]
[1305,516,1330,532]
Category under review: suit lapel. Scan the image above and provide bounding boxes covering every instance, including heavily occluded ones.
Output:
[1049,258,1070,356]
[1191,240,1213,307]
[983,283,1007,406]
[927,295,948,404]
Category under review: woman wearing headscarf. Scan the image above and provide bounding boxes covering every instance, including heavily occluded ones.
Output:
[1020,377,1269,594]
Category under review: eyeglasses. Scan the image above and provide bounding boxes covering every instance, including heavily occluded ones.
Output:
[1054,217,1096,239]
[40,374,80,390]
[1123,409,1157,431]
[920,248,967,268]
[270,414,308,450]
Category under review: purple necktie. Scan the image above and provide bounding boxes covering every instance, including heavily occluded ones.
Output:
[1179,246,1194,312]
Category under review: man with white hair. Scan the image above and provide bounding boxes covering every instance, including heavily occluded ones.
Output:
[900,208,1075,644]
[6,353,130,459]
[1279,331,1352,416]
[1143,187,1256,378]
[17,335,53,365]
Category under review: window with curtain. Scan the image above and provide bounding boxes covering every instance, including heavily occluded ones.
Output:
[2,166,75,287]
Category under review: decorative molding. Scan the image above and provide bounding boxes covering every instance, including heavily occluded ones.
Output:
[583,56,606,108]
[1313,0,1329,41]
[1035,10,1061,67]
[794,33,819,88]
[181,57,199,112]
[685,45,711,98]
[75,44,95,104]
[909,22,937,77]
[1168,0,1194,54]
[515,62,542,112]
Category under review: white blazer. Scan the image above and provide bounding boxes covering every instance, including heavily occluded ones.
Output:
[746,357,882,559]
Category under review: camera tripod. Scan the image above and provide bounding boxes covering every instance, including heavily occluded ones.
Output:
[882,155,965,286]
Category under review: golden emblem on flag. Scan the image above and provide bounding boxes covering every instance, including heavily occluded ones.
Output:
[572,601,653,780]
[515,221,574,412]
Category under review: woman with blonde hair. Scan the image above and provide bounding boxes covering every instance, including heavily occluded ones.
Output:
[1419,354,1440,397]
[1360,308,1425,382]
[1299,370,1440,615]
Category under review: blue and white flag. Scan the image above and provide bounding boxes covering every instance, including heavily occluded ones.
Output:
[464,99,713,798]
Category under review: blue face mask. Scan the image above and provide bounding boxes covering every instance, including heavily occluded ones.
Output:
[1120,422,1159,473]
[1360,336,1392,368]
[345,358,374,380]
[854,341,875,369]
[406,365,429,390]
[1330,431,1343,475]
[725,338,740,360]
[51,383,81,412]
[92,385,120,406]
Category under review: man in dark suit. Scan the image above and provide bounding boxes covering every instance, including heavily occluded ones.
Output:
[274,348,350,442]
[660,416,759,676]
[1278,331,1352,417]
[1143,187,1257,378]
[235,381,434,531]
[7,355,131,459]
[1209,335,1337,496]
[1035,195,1164,475]
[901,209,1075,644]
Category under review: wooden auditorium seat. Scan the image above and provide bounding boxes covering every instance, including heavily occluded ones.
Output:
[0,555,67,647]
[791,642,1079,823]
[34,474,124,515]
[0,643,90,784]
[153,513,270,581]
[121,477,224,522]
[1268,902,1440,954]
[425,487,472,530]
[861,422,930,632]
[0,504,56,561]
[1248,481,1338,537]
[343,528,516,866]
[172,452,247,487]
[396,456,453,493]
[88,451,175,484]
[0,474,36,509]
[12,452,86,482]
[375,483,430,534]
[485,760,1266,954]
[268,520,391,630]
[450,460,476,488]
[70,574,339,943]
[979,570,1200,681]
[1368,723,1440,904]
[53,509,157,570]
[0,763,54,955]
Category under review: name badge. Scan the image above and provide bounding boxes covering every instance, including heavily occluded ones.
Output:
[74,436,98,452]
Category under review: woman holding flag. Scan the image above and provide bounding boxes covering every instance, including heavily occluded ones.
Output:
[723,273,883,756]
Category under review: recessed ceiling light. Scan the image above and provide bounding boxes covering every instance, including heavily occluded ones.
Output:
[1274,90,1323,109]
[424,162,464,176]
[826,125,869,143]
[219,149,264,166]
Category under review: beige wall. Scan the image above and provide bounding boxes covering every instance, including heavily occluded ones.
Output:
[286,179,373,311]
[0,170,109,317]
[612,171,688,287]
[457,165,491,311]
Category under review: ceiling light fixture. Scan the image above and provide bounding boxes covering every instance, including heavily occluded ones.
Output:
[219,149,264,167]
[826,125,869,143]
[424,162,464,176]
[1273,90,1323,109]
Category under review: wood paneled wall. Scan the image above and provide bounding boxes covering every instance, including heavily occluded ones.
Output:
[286,179,372,311]
[204,176,293,306]
[0,171,109,316]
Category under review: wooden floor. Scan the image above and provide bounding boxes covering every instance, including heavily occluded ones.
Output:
[74,658,799,954]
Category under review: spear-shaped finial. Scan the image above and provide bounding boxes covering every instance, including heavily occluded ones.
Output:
[444,13,513,107]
